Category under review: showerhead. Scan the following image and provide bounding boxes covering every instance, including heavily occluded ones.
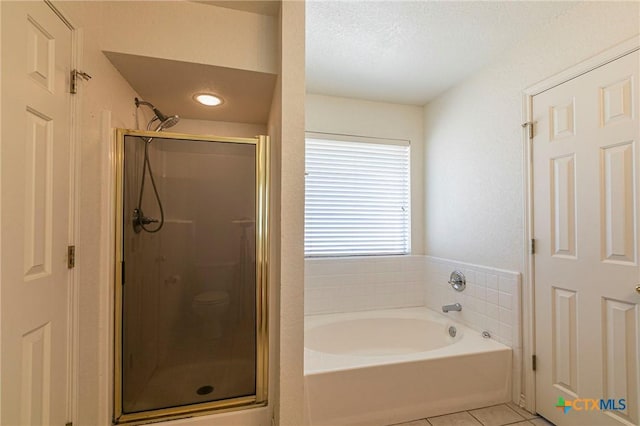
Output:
[135,97,180,131]
[155,115,180,131]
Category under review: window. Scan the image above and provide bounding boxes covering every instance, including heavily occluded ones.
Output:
[304,133,410,257]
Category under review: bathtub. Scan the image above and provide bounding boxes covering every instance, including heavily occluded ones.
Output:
[304,307,512,426]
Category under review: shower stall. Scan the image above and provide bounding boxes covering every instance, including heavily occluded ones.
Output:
[113,129,269,424]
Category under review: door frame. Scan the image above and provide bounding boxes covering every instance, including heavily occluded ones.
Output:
[43,1,81,423]
[521,35,640,414]
[112,129,270,425]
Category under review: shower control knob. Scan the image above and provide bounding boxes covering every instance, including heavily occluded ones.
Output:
[636,285,640,294]
[132,208,160,233]
[448,270,466,292]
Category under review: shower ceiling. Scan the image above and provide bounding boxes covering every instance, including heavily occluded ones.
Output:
[105,51,277,124]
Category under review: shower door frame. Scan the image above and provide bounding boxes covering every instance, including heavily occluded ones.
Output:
[112,129,270,425]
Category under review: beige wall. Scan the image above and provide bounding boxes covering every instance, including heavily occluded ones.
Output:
[274,1,306,425]
[305,93,425,254]
[172,118,266,138]
[97,1,278,74]
[423,1,639,272]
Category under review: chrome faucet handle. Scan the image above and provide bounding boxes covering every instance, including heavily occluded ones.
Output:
[448,270,466,292]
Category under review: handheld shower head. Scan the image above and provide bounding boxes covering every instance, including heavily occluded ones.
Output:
[156,115,180,131]
[134,97,180,131]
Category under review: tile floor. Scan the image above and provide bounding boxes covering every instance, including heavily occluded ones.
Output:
[391,403,555,426]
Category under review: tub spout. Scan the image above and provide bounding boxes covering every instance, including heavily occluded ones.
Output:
[442,303,462,313]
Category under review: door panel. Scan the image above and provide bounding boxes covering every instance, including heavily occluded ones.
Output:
[534,51,639,426]
[1,2,74,424]
[601,141,635,264]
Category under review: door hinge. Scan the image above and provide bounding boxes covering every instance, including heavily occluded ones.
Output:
[532,354,537,371]
[70,69,92,94]
[522,121,534,140]
[531,238,536,254]
[67,245,76,269]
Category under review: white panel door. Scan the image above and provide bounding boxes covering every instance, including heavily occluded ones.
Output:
[534,50,640,426]
[1,1,74,425]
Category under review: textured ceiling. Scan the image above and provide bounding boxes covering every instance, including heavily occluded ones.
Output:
[306,1,578,105]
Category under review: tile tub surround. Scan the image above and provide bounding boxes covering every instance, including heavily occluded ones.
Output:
[304,255,521,348]
[423,256,521,348]
[304,256,426,315]
[423,256,522,403]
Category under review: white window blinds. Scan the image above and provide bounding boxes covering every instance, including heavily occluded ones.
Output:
[305,135,410,257]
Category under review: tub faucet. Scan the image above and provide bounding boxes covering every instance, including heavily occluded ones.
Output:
[442,303,462,313]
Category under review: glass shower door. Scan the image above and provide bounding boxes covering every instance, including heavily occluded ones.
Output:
[114,130,268,424]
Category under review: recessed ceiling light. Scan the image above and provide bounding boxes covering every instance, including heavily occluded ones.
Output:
[194,93,223,106]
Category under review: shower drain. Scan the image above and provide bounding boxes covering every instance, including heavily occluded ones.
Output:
[196,385,214,395]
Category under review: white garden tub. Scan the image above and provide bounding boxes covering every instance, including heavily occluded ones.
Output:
[304,307,512,426]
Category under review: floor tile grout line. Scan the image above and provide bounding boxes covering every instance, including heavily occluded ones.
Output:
[390,402,546,426]
[506,401,540,421]
[469,410,485,426]
[467,403,527,426]
[501,420,534,426]
[501,403,528,422]
[466,409,485,425]
[430,408,473,418]
[423,410,481,426]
